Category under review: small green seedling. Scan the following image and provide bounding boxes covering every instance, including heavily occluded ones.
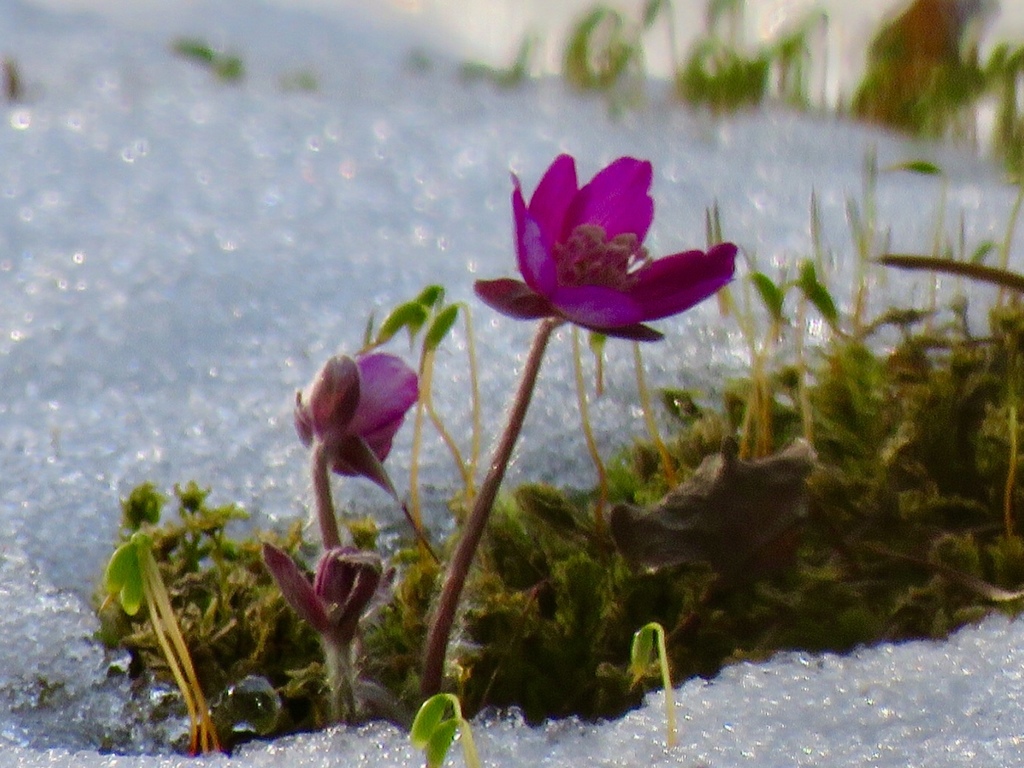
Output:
[366,285,481,536]
[410,693,480,768]
[630,621,677,748]
[105,530,221,753]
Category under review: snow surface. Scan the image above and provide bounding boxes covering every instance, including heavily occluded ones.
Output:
[4,0,1024,765]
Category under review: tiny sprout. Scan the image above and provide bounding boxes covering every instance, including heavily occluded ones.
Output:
[410,693,481,768]
[630,621,677,748]
[563,6,635,92]
[104,530,220,754]
[416,284,446,309]
[750,271,786,327]
[797,260,839,329]
[424,304,459,353]
[104,537,145,616]
[374,301,431,348]
[971,241,997,265]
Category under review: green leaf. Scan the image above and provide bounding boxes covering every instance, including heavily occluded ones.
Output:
[970,241,997,265]
[750,271,785,323]
[171,38,216,64]
[105,542,144,616]
[884,159,943,176]
[410,694,454,749]
[424,304,459,352]
[798,261,839,328]
[425,719,459,768]
[416,285,446,309]
[375,301,429,346]
[630,623,656,678]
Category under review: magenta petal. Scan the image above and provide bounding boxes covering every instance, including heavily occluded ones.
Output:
[361,414,402,460]
[514,186,556,295]
[345,353,418,448]
[475,278,557,320]
[526,154,578,251]
[562,157,654,241]
[550,284,645,328]
[629,243,737,321]
[262,543,330,635]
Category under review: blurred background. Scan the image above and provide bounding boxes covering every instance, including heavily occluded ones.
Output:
[24,0,1024,98]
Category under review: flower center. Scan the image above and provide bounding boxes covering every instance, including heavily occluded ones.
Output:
[553,224,650,290]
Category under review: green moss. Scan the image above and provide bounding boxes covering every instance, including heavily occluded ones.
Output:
[100,301,1024,747]
[98,484,325,751]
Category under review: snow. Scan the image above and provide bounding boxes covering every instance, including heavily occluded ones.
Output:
[3,0,1024,764]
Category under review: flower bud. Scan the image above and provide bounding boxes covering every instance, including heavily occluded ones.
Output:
[314,547,384,647]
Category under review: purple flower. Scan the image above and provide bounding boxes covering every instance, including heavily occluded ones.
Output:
[294,352,418,493]
[474,154,737,341]
[262,543,390,648]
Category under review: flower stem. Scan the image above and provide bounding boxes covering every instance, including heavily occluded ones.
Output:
[312,441,342,550]
[421,317,559,697]
[323,638,357,723]
[464,307,482,501]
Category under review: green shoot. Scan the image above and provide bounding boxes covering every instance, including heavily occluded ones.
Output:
[367,287,481,537]
[630,622,677,747]
[572,327,609,530]
[794,257,838,443]
[846,149,884,336]
[105,531,221,754]
[589,330,607,396]
[411,693,481,768]
[633,342,678,486]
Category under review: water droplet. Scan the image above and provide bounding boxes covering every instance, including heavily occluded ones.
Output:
[212,675,282,737]
[9,109,31,130]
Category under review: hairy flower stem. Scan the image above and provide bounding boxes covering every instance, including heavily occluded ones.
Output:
[323,638,357,723]
[312,441,342,550]
[421,317,560,697]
